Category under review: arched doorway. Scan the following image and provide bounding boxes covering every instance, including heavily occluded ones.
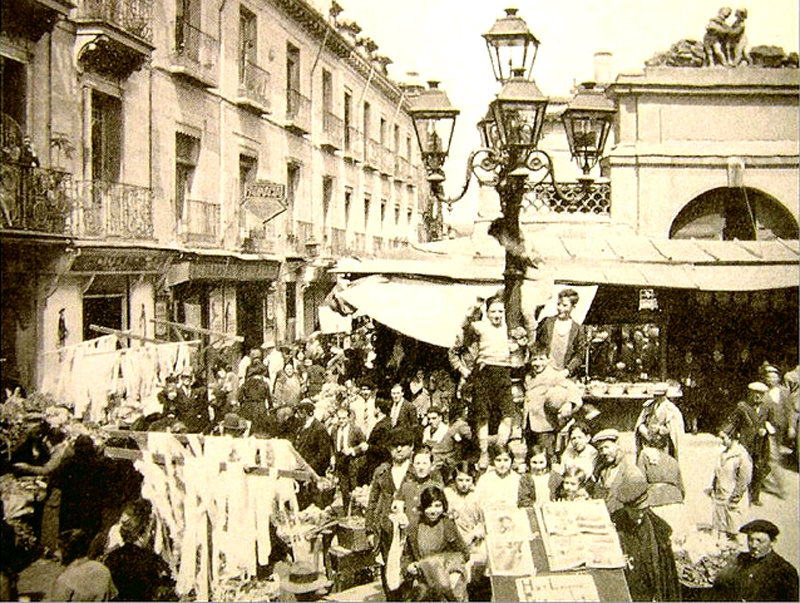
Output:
[669,187,798,240]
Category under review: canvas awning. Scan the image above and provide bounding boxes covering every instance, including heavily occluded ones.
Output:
[334,274,597,348]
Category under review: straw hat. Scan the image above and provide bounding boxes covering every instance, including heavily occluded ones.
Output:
[279,563,332,594]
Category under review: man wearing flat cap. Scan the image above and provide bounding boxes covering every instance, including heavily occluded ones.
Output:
[713,519,798,601]
[293,399,334,509]
[729,382,776,505]
[634,383,685,461]
[366,427,416,598]
[590,429,648,515]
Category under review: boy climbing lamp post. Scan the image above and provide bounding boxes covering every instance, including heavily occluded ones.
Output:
[408,7,616,395]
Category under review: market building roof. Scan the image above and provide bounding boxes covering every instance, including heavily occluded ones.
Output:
[335,235,798,292]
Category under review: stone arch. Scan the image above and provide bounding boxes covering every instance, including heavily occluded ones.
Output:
[669,187,798,240]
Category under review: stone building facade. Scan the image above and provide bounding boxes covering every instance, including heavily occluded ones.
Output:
[1,0,427,391]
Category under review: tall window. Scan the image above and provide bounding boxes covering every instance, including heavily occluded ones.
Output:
[394,124,400,154]
[380,199,387,230]
[322,69,333,116]
[344,187,352,227]
[286,162,300,216]
[343,90,352,149]
[90,90,122,182]
[322,176,333,231]
[1,57,27,133]
[363,101,371,141]
[175,133,200,223]
[406,134,412,161]
[175,0,199,51]
[286,43,300,116]
[239,7,257,83]
[379,117,387,146]
[364,193,371,231]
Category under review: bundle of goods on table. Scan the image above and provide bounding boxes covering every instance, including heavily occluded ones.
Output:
[485,500,630,602]
[584,381,682,399]
[672,527,740,590]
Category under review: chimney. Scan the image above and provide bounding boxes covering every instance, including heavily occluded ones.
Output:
[593,52,613,84]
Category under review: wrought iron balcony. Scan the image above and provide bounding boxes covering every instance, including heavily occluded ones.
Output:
[285,89,311,135]
[353,232,366,253]
[170,20,219,88]
[181,198,220,244]
[79,0,152,41]
[394,155,411,181]
[330,227,347,255]
[364,138,380,170]
[236,60,271,114]
[75,0,153,79]
[524,181,611,216]
[286,220,315,254]
[380,146,395,176]
[343,127,362,162]
[321,111,344,151]
[0,164,73,235]
[73,180,154,240]
[1,0,73,43]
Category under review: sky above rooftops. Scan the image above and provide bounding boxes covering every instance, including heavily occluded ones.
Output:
[339,0,799,222]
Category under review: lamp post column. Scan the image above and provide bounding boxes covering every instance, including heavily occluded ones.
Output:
[495,170,528,417]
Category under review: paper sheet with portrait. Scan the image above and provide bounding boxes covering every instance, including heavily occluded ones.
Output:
[486,536,537,576]
[536,500,625,571]
[483,508,534,539]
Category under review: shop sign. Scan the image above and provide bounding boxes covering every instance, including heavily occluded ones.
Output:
[188,260,280,282]
[639,288,658,311]
[243,180,287,223]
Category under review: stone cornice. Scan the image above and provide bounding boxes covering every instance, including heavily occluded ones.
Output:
[270,0,407,108]
[611,66,799,97]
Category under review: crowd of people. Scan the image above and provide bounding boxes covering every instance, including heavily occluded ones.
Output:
[2,293,798,601]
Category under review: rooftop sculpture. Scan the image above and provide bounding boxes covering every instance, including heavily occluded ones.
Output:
[645,7,798,69]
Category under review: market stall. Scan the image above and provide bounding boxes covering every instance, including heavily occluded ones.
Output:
[103,431,327,601]
[40,334,200,422]
[486,501,630,602]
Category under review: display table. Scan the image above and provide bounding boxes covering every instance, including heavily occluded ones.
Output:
[489,508,630,602]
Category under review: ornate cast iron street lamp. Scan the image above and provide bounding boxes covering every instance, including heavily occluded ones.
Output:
[482,8,540,83]
[562,82,616,178]
[408,7,616,397]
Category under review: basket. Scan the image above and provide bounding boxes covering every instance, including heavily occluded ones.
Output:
[337,517,370,551]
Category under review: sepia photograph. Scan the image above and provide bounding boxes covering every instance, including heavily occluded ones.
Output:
[1,0,797,600]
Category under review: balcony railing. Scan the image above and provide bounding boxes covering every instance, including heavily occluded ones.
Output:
[286,89,311,134]
[284,219,313,253]
[80,0,153,42]
[181,198,220,244]
[364,138,380,169]
[395,156,411,181]
[330,227,346,255]
[0,164,73,235]
[74,180,154,240]
[344,127,362,161]
[322,111,344,150]
[170,20,219,87]
[237,60,271,113]
[353,232,366,253]
[525,181,611,216]
[380,146,395,176]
